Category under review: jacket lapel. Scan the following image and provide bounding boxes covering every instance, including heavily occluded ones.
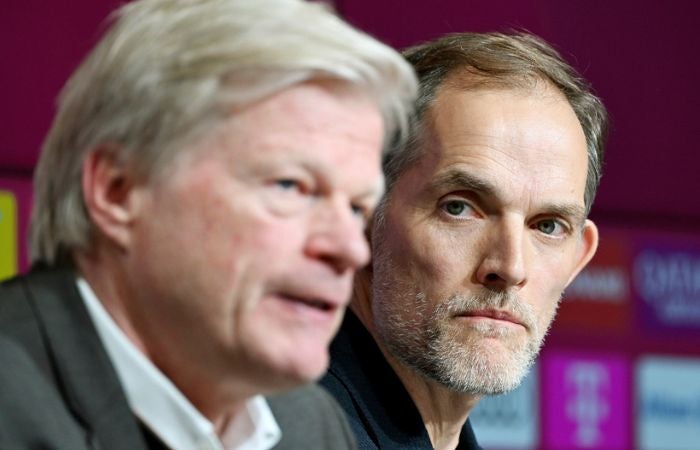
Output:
[23,267,150,450]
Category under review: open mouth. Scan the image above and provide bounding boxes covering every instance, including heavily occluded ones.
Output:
[281,294,335,312]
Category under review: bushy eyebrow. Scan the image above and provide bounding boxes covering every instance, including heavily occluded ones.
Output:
[427,169,499,198]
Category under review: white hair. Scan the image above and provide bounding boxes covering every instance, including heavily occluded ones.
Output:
[30,0,417,265]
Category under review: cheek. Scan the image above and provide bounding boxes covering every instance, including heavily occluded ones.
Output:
[377,220,472,297]
[528,276,567,334]
[411,231,473,287]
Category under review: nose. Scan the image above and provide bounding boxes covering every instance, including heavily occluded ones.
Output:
[305,197,371,274]
[475,216,527,289]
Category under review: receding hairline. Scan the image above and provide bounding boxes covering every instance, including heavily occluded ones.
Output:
[438,67,570,103]
[379,71,588,210]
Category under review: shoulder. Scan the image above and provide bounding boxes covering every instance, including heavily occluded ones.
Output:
[267,384,356,449]
[319,367,360,422]
[320,370,381,449]
[0,269,62,379]
[0,334,89,448]
[0,265,75,312]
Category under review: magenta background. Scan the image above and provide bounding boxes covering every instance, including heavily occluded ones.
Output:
[1,1,124,271]
[542,352,631,450]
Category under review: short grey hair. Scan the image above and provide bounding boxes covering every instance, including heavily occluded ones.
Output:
[30,0,418,265]
[381,31,608,218]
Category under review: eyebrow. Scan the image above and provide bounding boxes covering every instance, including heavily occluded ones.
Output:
[360,176,387,205]
[427,169,500,198]
[539,203,588,228]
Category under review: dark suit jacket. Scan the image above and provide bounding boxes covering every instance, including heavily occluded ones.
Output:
[321,311,482,450]
[0,266,355,449]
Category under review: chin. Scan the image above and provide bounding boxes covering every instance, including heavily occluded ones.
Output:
[261,347,330,392]
[288,352,330,382]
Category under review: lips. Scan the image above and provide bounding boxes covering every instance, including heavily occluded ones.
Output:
[273,283,351,318]
[457,309,526,328]
[280,294,336,312]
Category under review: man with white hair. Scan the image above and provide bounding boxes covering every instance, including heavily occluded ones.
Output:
[0,0,416,448]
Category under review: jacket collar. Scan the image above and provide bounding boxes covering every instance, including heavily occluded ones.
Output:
[328,310,481,449]
[23,265,149,450]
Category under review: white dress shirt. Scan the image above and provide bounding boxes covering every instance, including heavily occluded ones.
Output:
[77,278,281,450]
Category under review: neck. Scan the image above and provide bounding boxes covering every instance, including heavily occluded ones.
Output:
[74,249,149,353]
[384,346,480,450]
[74,249,248,434]
[350,289,479,450]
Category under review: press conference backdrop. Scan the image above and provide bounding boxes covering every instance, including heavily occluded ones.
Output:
[2,1,699,449]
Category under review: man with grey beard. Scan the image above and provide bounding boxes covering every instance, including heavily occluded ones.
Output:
[321,31,608,450]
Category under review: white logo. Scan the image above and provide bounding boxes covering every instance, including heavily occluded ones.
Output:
[566,362,609,447]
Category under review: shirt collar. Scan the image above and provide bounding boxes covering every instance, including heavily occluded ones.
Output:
[77,277,281,450]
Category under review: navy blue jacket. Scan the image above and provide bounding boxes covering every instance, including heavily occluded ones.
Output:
[321,311,482,449]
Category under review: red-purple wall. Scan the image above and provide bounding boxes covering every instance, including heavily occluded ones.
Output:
[1,1,124,270]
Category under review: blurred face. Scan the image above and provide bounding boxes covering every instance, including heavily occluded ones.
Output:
[125,82,385,398]
[369,83,598,395]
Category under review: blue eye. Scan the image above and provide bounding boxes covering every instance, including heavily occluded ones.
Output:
[442,200,472,217]
[536,219,565,236]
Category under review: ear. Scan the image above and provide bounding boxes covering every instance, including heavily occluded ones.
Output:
[566,219,599,286]
[81,147,140,250]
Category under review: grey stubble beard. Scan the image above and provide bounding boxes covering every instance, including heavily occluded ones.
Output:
[373,272,560,396]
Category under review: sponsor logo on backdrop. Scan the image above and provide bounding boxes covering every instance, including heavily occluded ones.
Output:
[556,230,632,332]
[470,367,538,449]
[634,248,700,330]
[567,267,628,302]
[542,352,630,450]
[566,362,610,446]
[0,191,18,280]
[0,178,33,273]
[638,356,700,450]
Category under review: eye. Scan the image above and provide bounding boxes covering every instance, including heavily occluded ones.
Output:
[534,219,567,236]
[350,203,371,226]
[441,199,474,217]
[275,179,302,191]
[351,204,364,217]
